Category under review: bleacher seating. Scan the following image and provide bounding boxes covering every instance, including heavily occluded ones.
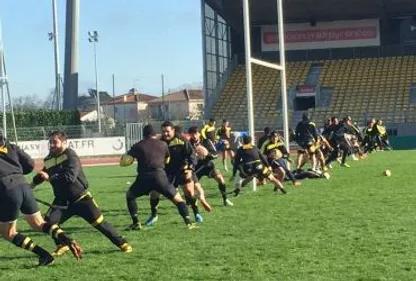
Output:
[309,56,416,126]
[211,61,311,130]
[211,55,416,130]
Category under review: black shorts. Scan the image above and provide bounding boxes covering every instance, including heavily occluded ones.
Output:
[217,139,231,151]
[195,161,216,179]
[129,170,177,200]
[268,158,283,170]
[239,163,271,181]
[299,140,314,150]
[0,177,39,222]
[167,171,199,188]
[45,193,102,226]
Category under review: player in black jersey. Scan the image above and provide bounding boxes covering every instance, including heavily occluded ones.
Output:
[121,124,194,229]
[232,135,287,196]
[32,130,132,255]
[0,129,82,266]
[188,126,233,206]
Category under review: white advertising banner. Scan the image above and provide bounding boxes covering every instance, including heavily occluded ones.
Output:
[261,19,380,51]
[17,137,126,159]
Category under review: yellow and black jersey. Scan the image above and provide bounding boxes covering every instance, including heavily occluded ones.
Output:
[232,144,269,177]
[163,136,197,175]
[260,139,288,159]
[32,148,88,204]
[295,120,318,143]
[201,124,216,142]
[363,126,374,136]
[374,124,387,136]
[216,125,232,140]
[0,142,35,178]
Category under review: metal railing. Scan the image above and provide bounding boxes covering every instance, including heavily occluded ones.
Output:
[10,124,125,142]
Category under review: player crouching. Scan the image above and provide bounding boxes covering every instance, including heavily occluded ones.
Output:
[231,135,287,196]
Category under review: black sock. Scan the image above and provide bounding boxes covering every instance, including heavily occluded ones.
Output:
[176,201,191,225]
[94,220,124,247]
[185,195,199,216]
[42,222,72,245]
[126,194,138,224]
[12,233,50,257]
[218,183,227,200]
[150,197,160,217]
[341,151,348,164]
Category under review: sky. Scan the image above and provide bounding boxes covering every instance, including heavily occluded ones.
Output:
[0,0,203,99]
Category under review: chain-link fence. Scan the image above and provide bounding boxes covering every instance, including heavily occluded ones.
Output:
[7,124,125,142]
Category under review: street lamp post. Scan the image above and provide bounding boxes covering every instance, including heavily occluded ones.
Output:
[88,30,101,133]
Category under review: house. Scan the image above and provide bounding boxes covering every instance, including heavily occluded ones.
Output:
[103,89,157,123]
[147,89,204,120]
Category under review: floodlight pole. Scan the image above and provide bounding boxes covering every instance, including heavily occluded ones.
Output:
[51,0,62,110]
[0,23,18,143]
[88,31,101,133]
[0,22,6,139]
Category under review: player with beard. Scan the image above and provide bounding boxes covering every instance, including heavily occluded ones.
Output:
[143,122,211,226]
[121,125,194,230]
[188,126,233,207]
[0,129,82,266]
[32,130,132,255]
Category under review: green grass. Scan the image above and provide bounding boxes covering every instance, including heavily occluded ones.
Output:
[1,150,416,280]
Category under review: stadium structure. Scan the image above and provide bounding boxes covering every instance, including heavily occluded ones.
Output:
[201,0,416,136]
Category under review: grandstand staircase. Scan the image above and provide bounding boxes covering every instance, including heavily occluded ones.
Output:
[304,64,323,85]
[289,64,325,128]
[410,84,416,104]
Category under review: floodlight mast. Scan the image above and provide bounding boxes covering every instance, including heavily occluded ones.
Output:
[0,22,7,139]
[0,22,18,143]
[88,30,101,133]
[242,0,289,191]
[51,0,62,110]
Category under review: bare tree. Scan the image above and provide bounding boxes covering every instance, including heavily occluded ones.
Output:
[12,94,44,112]
[43,89,56,110]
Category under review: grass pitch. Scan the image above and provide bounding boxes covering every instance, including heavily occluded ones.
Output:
[1,150,415,280]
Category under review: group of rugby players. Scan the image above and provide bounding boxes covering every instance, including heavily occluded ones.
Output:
[0,113,391,266]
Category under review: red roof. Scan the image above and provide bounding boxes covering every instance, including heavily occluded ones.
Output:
[147,89,203,104]
[104,93,158,105]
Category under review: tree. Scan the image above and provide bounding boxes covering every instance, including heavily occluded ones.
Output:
[87,89,112,102]
[12,94,44,112]
[43,89,56,110]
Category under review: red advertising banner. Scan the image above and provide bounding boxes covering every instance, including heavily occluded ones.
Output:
[296,85,316,97]
[261,19,380,51]
[264,27,377,44]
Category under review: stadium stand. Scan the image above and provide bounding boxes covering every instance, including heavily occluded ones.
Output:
[309,56,416,126]
[211,55,416,130]
[210,61,311,129]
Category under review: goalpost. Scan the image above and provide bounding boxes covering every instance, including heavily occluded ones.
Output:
[242,0,289,191]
